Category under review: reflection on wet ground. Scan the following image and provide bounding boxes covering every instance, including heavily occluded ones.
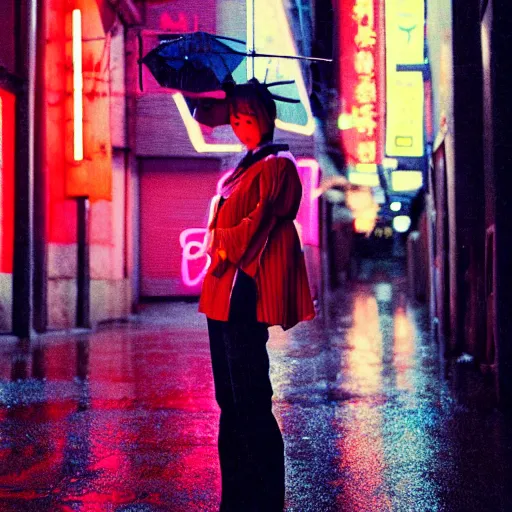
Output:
[1,259,512,511]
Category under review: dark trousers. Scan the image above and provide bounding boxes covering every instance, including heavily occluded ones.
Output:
[207,271,285,512]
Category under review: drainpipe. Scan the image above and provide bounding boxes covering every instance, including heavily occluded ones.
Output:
[33,0,47,333]
[13,0,37,339]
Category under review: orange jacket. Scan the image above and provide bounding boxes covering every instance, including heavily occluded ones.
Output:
[198,150,315,330]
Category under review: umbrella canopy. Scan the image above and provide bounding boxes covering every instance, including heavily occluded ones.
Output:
[141,31,246,95]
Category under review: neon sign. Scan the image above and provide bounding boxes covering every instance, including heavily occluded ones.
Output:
[179,158,320,287]
[179,228,211,287]
[352,0,379,167]
[296,159,320,246]
[338,0,383,172]
[72,9,83,161]
[0,95,2,171]
[385,0,425,157]
[0,88,15,274]
[0,95,3,271]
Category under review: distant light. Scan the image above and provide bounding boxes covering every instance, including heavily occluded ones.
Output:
[355,163,377,173]
[391,170,423,192]
[338,112,353,130]
[382,157,398,170]
[390,201,402,212]
[348,171,380,187]
[354,217,376,234]
[373,187,386,204]
[72,9,83,161]
[393,215,411,233]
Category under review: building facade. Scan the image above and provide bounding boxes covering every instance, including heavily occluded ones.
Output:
[0,0,141,336]
[426,0,512,405]
[130,0,323,303]
[1,0,324,335]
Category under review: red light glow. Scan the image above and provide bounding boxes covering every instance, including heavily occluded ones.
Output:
[0,88,15,273]
[338,0,384,167]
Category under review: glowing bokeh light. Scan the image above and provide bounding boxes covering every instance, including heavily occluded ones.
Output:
[393,215,411,233]
[348,171,380,187]
[391,170,423,191]
[338,112,353,130]
[356,163,378,173]
[179,228,212,287]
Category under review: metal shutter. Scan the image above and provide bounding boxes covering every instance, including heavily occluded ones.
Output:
[140,158,221,297]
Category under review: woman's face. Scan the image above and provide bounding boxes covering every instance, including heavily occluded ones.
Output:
[230,112,262,150]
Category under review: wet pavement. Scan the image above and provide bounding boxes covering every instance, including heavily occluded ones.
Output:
[1,259,512,511]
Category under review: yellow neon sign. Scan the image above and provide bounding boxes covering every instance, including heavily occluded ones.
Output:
[385,0,425,158]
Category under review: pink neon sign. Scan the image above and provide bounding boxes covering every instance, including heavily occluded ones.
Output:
[179,159,320,287]
[179,228,211,287]
[296,159,320,247]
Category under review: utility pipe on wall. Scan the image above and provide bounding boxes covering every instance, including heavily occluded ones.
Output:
[13,0,37,338]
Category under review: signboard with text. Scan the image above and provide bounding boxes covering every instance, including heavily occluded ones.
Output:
[338,0,384,168]
[385,0,425,158]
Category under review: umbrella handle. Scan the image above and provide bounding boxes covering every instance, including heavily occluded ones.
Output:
[138,31,144,92]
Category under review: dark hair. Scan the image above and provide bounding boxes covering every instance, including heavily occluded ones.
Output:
[228,78,277,144]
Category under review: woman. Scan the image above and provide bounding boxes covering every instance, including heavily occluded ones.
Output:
[198,79,315,512]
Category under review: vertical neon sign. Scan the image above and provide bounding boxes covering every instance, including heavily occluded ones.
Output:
[385,0,425,157]
[0,95,3,171]
[352,0,378,167]
[338,0,384,170]
[0,95,3,271]
[72,9,83,161]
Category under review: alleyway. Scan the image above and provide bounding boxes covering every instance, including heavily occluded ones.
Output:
[1,260,512,512]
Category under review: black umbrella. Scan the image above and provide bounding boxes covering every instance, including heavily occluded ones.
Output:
[140,31,246,95]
